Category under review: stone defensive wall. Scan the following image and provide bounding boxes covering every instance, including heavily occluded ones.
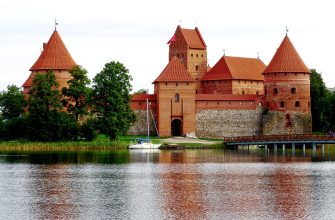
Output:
[262,110,312,135]
[128,94,159,136]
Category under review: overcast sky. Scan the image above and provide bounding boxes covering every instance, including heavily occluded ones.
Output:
[1,0,334,93]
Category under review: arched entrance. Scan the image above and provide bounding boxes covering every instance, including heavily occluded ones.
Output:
[171,119,182,136]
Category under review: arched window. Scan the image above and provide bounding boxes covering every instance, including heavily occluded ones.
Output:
[273,88,278,95]
[291,88,296,94]
[280,101,285,108]
[295,101,300,107]
[195,65,199,71]
[175,93,180,102]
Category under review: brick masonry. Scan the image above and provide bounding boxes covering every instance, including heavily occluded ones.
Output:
[195,107,264,138]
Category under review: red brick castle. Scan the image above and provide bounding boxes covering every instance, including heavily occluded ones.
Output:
[129,25,311,137]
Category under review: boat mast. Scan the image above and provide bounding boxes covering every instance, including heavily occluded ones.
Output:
[146,98,149,141]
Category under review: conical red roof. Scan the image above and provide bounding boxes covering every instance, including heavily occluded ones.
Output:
[153,57,196,83]
[263,35,310,74]
[30,30,76,71]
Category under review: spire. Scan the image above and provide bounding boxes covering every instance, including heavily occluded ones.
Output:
[263,35,310,74]
[55,19,59,31]
[30,30,76,71]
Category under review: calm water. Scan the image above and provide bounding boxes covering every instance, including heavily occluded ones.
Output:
[1,147,335,220]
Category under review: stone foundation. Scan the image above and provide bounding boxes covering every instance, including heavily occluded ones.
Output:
[262,110,312,135]
[127,110,158,136]
[195,107,263,138]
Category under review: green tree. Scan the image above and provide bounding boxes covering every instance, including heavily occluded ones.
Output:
[310,69,332,132]
[27,71,76,141]
[133,88,148,94]
[62,65,91,121]
[91,61,136,140]
[0,85,27,139]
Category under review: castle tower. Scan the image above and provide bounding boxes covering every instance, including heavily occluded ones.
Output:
[22,30,76,96]
[153,56,196,137]
[263,34,312,134]
[168,25,207,92]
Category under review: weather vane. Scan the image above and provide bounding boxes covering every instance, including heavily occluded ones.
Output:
[222,49,226,56]
[286,26,289,36]
[55,19,59,31]
[257,52,260,59]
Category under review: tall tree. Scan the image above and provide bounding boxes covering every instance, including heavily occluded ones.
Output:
[27,71,76,141]
[91,61,136,140]
[0,85,27,139]
[62,65,91,121]
[0,85,26,120]
[310,69,332,132]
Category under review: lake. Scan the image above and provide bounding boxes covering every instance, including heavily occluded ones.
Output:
[1,147,335,219]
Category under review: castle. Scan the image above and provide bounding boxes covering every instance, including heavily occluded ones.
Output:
[129,25,312,138]
[22,26,312,138]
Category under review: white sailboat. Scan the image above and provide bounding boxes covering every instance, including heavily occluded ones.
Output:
[129,98,161,149]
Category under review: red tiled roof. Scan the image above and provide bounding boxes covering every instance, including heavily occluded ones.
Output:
[180,26,206,49]
[202,56,265,81]
[263,35,310,74]
[153,56,196,83]
[22,73,35,87]
[196,94,257,101]
[131,94,157,101]
[30,30,77,71]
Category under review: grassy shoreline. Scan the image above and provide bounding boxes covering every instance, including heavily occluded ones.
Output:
[0,135,223,151]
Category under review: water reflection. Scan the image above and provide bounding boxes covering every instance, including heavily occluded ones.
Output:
[1,147,335,219]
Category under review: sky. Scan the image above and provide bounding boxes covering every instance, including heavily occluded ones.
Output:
[0,0,334,93]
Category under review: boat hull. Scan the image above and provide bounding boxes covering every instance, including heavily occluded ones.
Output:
[129,142,161,149]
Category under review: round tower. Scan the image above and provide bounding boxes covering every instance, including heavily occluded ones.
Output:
[263,34,312,134]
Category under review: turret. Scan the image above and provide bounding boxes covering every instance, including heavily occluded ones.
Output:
[263,34,312,134]
[22,30,76,96]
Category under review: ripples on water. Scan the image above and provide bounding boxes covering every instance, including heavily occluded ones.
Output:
[1,148,335,219]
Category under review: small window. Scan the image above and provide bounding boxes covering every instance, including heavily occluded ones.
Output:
[217,102,219,105]
[186,82,189,86]
[176,83,178,86]
[191,54,193,57]
[196,54,198,57]
[201,54,204,57]
[165,83,167,86]
[195,65,199,71]
[256,91,259,95]
[242,91,245,94]
[295,101,300,107]
[291,88,296,94]
[280,101,285,108]
[273,88,278,95]
[175,93,180,102]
